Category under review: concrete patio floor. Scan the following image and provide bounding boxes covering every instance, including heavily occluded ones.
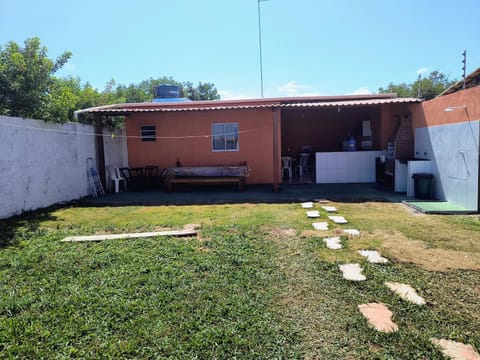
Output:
[83,183,411,206]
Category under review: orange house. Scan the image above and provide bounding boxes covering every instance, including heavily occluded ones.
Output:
[78,94,423,192]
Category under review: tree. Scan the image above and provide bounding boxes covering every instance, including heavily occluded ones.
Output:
[378,70,456,100]
[182,81,220,101]
[0,37,71,119]
[45,76,82,122]
[114,77,221,102]
[1,38,221,124]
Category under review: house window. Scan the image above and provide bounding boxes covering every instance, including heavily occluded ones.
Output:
[212,123,239,152]
[141,125,156,142]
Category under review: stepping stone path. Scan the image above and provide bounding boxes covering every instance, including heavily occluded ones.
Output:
[312,222,329,230]
[301,202,477,353]
[358,250,389,264]
[328,215,348,224]
[358,303,399,333]
[306,210,320,218]
[343,228,360,236]
[301,202,314,208]
[323,237,342,249]
[339,263,366,281]
[430,338,480,360]
[385,282,426,305]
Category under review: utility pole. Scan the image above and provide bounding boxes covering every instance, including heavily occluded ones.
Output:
[258,0,269,98]
[417,73,422,98]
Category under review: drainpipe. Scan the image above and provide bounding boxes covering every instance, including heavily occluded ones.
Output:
[272,107,280,192]
[94,114,107,189]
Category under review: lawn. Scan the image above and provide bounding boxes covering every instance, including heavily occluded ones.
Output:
[1,202,479,359]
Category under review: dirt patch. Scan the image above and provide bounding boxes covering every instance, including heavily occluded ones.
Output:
[374,230,480,272]
[264,226,297,239]
[183,223,202,231]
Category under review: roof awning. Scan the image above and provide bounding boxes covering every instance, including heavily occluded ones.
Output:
[74,95,422,118]
[438,66,480,96]
[281,97,421,108]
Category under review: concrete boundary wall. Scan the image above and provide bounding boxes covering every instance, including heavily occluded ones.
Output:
[415,119,479,210]
[0,116,128,219]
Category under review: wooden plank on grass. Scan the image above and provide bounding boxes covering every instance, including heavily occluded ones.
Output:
[61,229,197,242]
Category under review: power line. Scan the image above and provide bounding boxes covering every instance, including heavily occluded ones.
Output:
[0,120,270,140]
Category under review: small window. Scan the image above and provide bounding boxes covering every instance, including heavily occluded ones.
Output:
[212,123,239,152]
[141,125,156,142]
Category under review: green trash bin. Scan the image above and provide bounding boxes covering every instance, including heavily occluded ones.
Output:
[412,173,433,199]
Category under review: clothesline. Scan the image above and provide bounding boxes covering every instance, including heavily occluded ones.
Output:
[0,121,270,140]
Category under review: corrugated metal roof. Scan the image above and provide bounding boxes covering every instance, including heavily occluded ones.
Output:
[85,103,275,114]
[281,97,422,108]
[438,66,480,96]
[74,95,422,117]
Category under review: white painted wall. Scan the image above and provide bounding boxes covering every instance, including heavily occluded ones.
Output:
[415,120,479,210]
[0,116,128,219]
[104,128,128,169]
[315,151,383,183]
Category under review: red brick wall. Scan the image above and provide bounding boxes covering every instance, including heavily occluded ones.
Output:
[125,108,276,184]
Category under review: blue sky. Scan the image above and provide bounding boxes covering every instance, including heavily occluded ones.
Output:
[1,0,479,100]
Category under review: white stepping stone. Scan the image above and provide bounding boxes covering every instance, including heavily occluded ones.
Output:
[343,229,360,236]
[339,263,366,281]
[358,303,399,333]
[301,202,314,208]
[312,222,329,230]
[317,199,330,203]
[358,250,389,264]
[323,237,342,249]
[306,210,320,218]
[385,282,426,305]
[430,338,480,360]
[328,215,348,224]
[321,206,338,212]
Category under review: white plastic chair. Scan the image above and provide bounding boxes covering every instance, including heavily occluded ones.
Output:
[297,154,309,177]
[107,166,127,193]
[281,156,293,181]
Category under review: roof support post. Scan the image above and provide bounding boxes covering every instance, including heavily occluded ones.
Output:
[477,120,480,213]
[272,107,281,192]
[94,115,106,190]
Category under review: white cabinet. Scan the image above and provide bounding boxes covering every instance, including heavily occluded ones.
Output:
[316,151,384,184]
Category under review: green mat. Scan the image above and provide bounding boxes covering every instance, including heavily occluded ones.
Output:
[404,201,476,214]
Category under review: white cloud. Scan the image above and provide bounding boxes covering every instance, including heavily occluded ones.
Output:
[350,87,372,95]
[278,80,306,94]
[218,82,322,100]
[417,67,429,75]
[218,89,255,100]
[277,81,321,96]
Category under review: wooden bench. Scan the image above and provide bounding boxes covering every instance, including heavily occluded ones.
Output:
[167,176,245,192]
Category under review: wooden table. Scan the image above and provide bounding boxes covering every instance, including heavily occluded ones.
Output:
[164,165,249,192]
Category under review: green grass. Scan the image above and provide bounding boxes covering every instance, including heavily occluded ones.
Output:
[1,203,479,358]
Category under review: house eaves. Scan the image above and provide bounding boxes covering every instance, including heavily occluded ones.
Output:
[438,66,480,96]
[281,97,422,108]
[74,94,421,118]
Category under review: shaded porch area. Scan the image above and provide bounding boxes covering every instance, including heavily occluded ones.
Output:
[82,183,409,206]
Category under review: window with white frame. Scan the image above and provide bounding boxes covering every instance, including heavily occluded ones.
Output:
[211,123,239,151]
[140,125,156,142]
